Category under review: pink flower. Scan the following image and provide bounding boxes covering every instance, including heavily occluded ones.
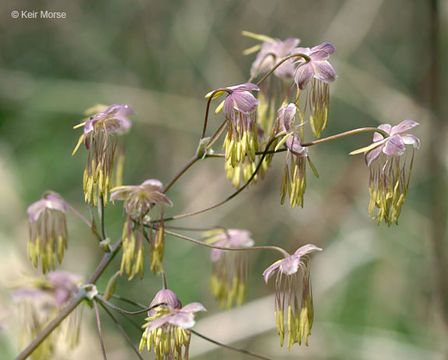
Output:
[365,120,420,166]
[263,244,322,348]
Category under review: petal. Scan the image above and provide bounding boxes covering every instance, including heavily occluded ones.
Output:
[281,38,301,54]
[294,244,323,257]
[285,136,306,155]
[310,42,336,60]
[312,61,336,83]
[278,104,296,131]
[232,92,258,114]
[401,134,421,148]
[228,83,260,92]
[365,145,383,166]
[169,312,195,329]
[263,261,281,283]
[142,179,163,190]
[390,120,419,135]
[383,135,405,156]
[279,256,299,275]
[181,302,206,313]
[294,63,314,90]
[145,315,172,332]
[110,186,134,201]
[210,248,223,262]
[223,97,235,119]
[27,200,46,222]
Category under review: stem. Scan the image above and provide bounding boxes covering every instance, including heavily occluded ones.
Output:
[162,154,199,194]
[68,204,92,227]
[96,295,166,316]
[164,224,228,232]
[201,89,231,139]
[161,271,168,289]
[256,53,311,87]
[152,135,280,224]
[164,229,289,258]
[98,302,145,360]
[191,330,272,360]
[300,127,389,147]
[93,300,108,360]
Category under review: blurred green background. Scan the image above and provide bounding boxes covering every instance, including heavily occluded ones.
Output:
[1,0,447,359]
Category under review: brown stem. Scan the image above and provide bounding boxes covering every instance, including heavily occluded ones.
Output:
[93,300,108,360]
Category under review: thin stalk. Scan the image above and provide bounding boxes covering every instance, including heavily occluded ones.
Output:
[300,127,390,147]
[96,295,165,316]
[162,154,199,194]
[256,53,311,87]
[99,195,107,240]
[152,135,281,224]
[93,300,108,360]
[161,271,168,289]
[68,204,92,227]
[164,229,289,258]
[191,329,272,360]
[201,89,231,138]
[164,224,228,232]
[98,302,144,360]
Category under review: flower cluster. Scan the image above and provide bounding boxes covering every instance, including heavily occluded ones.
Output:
[12,271,82,359]
[351,120,420,225]
[111,179,172,278]
[27,192,69,273]
[139,289,206,359]
[73,104,132,206]
[203,229,254,309]
[263,244,321,348]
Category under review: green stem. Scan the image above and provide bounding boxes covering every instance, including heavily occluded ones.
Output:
[300,127,390,147]
[99,195,107,241]
[93,300,108,360]
[164,229,289,258]
[96,295,166,316]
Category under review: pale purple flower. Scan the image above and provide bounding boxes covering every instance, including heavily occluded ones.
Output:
[251,37,301,80]
[27,192,69,273]
[294,42,336,90]
[223,83,259,121]
[139,289,206,357]
[365,120,420,166]
[263,244,322,347]
[208,229,254,262]
[111,179,172,219]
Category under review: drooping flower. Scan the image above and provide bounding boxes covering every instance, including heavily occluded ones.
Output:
[27,192,69,273]
[12,271,83,360]
[263,244,322,348]
[203,229,254,309]
[139,289,206,359]
[73,104,133,206]
[276,104,318,208]
[249,36,301,81]
[351,120,420,225]
[111,179,172,278]
[294,42,336,138]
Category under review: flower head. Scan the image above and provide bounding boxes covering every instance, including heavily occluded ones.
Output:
[204,229,254,308]
[352,120,420,225]
[12,271,82,359]
[263,244,322,348]
[276,104,317,208]
[294,42,336,138]
[250,37,301,81]
[73,104,133,206]
[27,192,69,273]
[139,289,206,359]
[111,179,172,278]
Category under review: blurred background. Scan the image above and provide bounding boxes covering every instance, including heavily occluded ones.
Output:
[1,0,448,359]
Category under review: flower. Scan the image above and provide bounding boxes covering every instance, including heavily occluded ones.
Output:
[27,192,69,273]
[139,289,206,359]
[276,104,318,208]
[351,120,420,225]
[250,37,301,81]
[111,179,172,278]
[72,104,133,206]
[263,244,322,348]
[208,83,260,188]
[12,271,83,359]
[204,229,254,308]
[294,42,336,138]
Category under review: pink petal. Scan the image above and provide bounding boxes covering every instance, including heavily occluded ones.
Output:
[278,104,296,131]
[401,134,421,148]
[294,244,323,257]
[295,63,314,90]
[110,187,134,201]
[373,124,392,142]
[263,261,281,283]
[210,248,223,262]
[223,97,235,120]
[228,83,259,92]
[181,302,206,313]
[145,315,171,332]
[390,120,419,136]
[310,42,336,60]
[169,312,195,329]
[232,92,258,114]
[312,61,336,83]
[281,38,301,54]
[142,179,163,190]
[383,135,405,156]
[285,136,306,156]
[365,145,383,166]
[279,256,299,275]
